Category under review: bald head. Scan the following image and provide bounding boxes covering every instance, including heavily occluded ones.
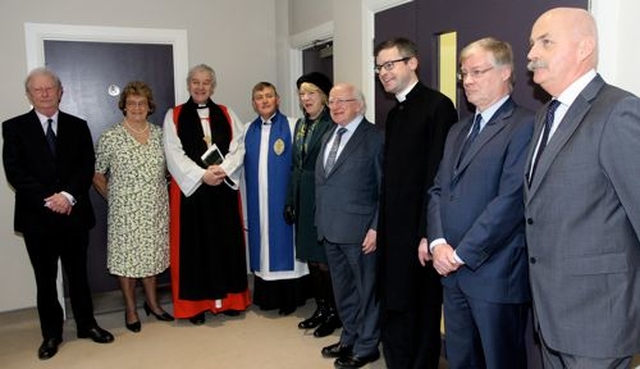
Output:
[528,7,598,96]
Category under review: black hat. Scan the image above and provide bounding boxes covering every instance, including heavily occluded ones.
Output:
[296,72,333,97]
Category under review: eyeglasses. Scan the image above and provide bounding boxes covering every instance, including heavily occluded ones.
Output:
[126,100,148,108]
[457,66,494,81]
[328,98,357,107]
[374,57,410,74]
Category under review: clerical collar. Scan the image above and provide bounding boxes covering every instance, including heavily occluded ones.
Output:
[197,104,208,109]
[261,112,277,125]
[395,80,418,103]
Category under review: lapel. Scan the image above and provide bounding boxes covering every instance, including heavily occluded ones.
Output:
[526,75,605,200]
[324,118,369,178]
[453,98,514,183]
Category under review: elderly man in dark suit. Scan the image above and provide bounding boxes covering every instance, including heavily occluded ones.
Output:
[424,37,533,369]
[2,68,114,360]
[525,8,640,368]
[316,83,383,369]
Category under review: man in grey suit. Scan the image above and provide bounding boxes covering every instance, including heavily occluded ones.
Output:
[526,7,640,368]
[424,37,533,369]
[315,83,383,369]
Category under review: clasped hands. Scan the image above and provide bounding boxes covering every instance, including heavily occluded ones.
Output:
[203,165,226,186]
[44,192,72,215]
[417,238,461,277]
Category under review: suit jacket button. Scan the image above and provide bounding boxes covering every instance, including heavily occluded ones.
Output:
[527,218,533,225]
[529,257,537,264]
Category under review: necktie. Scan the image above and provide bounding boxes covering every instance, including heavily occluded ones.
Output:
[457,114,482,167]
[46,118,57,156]
[529,99,560,185]
[325,127,347,172]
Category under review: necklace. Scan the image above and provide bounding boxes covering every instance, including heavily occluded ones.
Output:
[124,119,149,134]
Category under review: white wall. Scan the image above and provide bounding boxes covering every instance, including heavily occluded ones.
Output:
[0,0,279,312]
[289,0,332,36]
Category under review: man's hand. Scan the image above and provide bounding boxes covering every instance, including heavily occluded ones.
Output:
[203,165,226,186]
[44,193,72,215]
[418,237,431,266]
[431,243,461,277]
[362,229,377,254]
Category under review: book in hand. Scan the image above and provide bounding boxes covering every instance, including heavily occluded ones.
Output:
[201,143,224,166]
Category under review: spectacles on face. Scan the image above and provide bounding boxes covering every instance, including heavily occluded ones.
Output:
[328,98,357,107]
[126,100,148,108]
[457,66,494,82]
[374,57,411,74]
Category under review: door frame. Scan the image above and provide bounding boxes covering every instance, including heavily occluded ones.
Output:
[25,23,189,104]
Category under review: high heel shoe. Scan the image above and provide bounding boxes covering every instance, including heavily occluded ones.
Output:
[144,302,174,321]
[125,312,141,333]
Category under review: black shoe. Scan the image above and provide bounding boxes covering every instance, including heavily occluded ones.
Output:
[223,309,241,317]
[125,312,141,333]
[144,302,174,321]
[77,326,114,343]
[321,342,352,359]
[38,338,61,360]
[334,351,380,368]
[314,311,342,337]
[189,312,205,325]
[298,305,327,329]
[278,305,296,316]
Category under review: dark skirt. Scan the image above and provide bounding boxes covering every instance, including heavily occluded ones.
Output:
[252,274,313,311]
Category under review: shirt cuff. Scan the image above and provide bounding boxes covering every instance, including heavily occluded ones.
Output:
[429,238,447,253]
[60,191,77,206]
[452,250,465,265]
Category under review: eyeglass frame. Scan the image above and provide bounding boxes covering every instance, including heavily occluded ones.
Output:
[125,100,149,108]
[374,57,411,74]
[457,66,495,82]
[328,98,357,107]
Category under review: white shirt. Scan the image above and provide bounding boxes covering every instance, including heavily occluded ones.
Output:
[322,115,363,167]
[528,69,597,180]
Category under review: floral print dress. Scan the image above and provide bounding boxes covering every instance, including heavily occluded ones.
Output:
[95,122,169,277]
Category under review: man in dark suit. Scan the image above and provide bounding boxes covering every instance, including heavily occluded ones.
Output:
[374,37,457,369]
[316,83,383,369]
[424,38,533,369]
[2,68,114,360]
[525,8,640,368]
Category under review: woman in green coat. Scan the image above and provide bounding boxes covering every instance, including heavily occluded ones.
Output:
[285,72,340,337]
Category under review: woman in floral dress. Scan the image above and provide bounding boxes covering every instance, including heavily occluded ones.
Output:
[93,81,172,332]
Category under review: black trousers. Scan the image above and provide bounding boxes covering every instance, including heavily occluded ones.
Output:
[23,230,96,340]
[381,271,443,369]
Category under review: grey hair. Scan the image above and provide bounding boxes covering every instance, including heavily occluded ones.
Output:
[24,67,62,93]
[186,64,217,89]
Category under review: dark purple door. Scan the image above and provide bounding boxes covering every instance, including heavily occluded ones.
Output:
[44,41,174,297]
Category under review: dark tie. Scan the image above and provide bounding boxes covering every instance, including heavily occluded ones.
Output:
[46,118,57,156]
[457,114,482,167]
[529,99,560,185]
[325,127,347,172]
